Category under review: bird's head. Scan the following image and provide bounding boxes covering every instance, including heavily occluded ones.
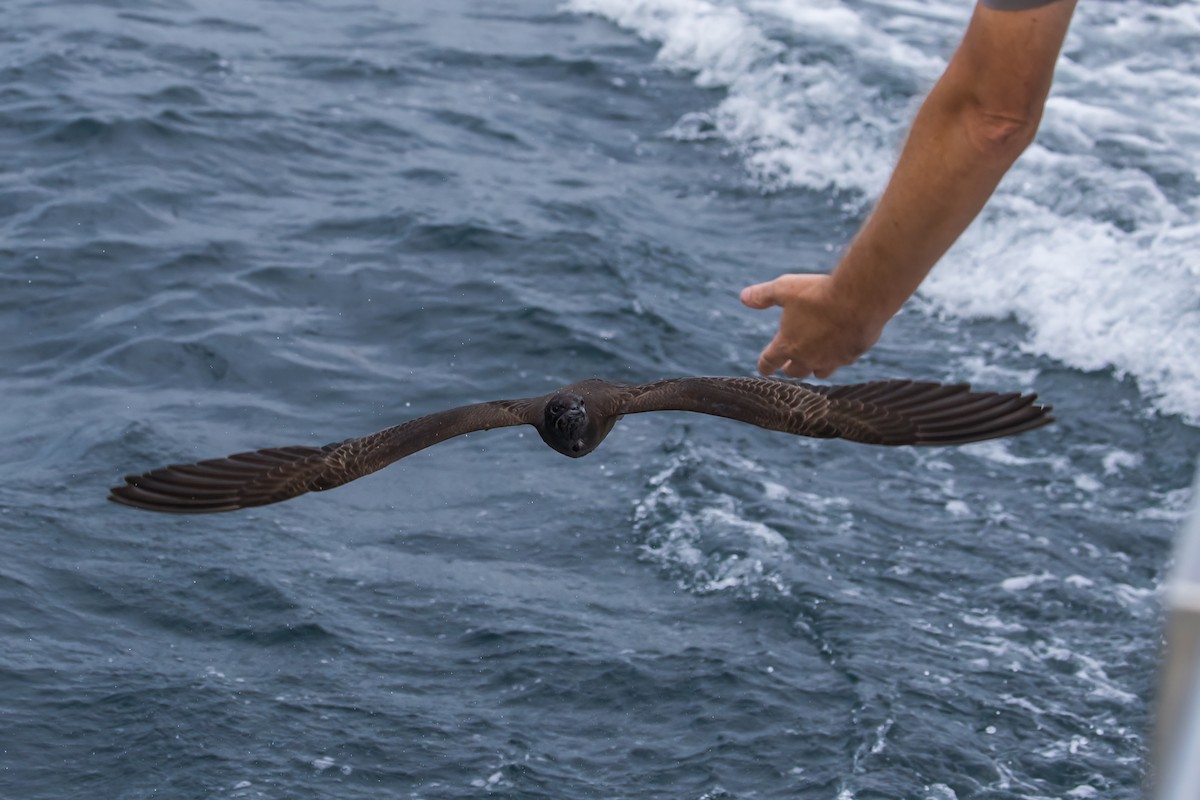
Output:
[540,393,594,457]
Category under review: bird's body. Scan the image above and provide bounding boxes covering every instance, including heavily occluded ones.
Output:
[109,377,1052,514]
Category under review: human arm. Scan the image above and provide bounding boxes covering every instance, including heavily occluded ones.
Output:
[741,0,1077,378]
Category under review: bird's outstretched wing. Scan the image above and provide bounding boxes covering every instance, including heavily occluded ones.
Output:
[109,399,538,514]
[617,377,1052,445]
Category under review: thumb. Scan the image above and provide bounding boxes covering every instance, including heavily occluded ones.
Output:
[740,279,781,310]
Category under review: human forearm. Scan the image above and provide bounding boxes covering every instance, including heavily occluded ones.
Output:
[741,1,1076,378]
[832,1,1077,327]
[829,58,1040,328]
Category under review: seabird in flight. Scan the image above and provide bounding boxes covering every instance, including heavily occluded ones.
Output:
[108,376,1052,514]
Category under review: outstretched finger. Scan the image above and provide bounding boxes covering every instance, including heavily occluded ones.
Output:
[757,338,790,376]
[783,359,812,379]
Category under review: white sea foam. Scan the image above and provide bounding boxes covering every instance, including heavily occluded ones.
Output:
[568,0,1200,423]
[1138,486,1195,522]
[923,784,958,800]
[1036,735,1091,760]
[955,356,1040,391]
[1001,572,1055,592]
[944,499,970,517]
[1041,643,1139,706]
[1000,693,1046,717]
[633,448,794,598]
[1112,582,1159,614]
[470,770,507,789]
[1064,574,1094,589]
[961,613,1025,634]
[761,479,789,500]
[1101,450,1142,476]
[960,439,1069,472]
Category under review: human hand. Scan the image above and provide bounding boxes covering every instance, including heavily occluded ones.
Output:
[740,273,886,379]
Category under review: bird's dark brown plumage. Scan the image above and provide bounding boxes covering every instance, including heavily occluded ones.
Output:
[109,377,1053,514]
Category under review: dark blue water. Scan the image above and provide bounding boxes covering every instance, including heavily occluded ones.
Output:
[2,1,1198,798]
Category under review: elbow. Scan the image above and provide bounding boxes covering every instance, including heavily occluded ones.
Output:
[963,103,1042,164]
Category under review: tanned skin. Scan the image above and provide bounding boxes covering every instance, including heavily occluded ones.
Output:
[741,1,1078,379]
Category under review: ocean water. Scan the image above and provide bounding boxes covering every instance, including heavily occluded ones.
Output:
[1,0,1197,798]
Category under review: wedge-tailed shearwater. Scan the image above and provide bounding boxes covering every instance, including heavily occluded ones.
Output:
[109,376,1052,514]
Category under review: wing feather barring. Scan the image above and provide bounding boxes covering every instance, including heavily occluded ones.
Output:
[109,377,1052,514]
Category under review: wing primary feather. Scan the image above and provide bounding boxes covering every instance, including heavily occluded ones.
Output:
[619,377,1051,447]
[915,405,1052,443]
[126,474,241,498]
[109,399,537,514]
[908,395,1032,429]
[109,484,241,513]
[892,391,1019,419]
